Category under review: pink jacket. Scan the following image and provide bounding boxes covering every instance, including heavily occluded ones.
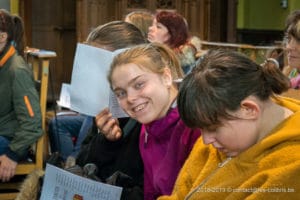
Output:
[139,106,201,200]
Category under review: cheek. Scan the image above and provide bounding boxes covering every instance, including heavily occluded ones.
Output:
[232,126,257,150]
[118,99,129,111]
[152,30,167,41]
[216,126,241,147]
[160,32,170,43]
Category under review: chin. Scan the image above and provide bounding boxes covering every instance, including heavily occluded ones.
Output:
[135,116,152,125]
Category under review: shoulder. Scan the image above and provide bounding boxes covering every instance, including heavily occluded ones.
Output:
[8,54,31,74]
[10,53,27,67]
[11,56,33,78]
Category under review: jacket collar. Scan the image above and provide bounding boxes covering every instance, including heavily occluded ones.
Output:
[0,45,16,67]
[144,106,180,140]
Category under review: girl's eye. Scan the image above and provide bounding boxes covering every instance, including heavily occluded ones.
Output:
[134,82,144,89]
[115,90,126,99]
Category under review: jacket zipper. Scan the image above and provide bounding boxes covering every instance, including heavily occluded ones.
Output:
[144,131,148,147]
[184,157,232,200]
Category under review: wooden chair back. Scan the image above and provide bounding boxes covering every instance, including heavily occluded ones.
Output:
[200,41,283,64]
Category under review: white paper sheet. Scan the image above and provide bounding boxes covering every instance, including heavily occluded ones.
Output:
[40,164,122,200]
[69,43,128,118]
[56,83,71,109]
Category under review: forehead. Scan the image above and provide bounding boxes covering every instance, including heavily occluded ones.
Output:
[111,63,159,88]
[112,63,145,78]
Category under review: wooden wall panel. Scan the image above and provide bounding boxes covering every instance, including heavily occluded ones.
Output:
[181,0,209,40]
[18,0,237,101]
[29,0,76,101]
[76,0,117,42]
[77,0,237,42]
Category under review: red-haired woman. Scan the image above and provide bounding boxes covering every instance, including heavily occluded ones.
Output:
[148,10,201,74]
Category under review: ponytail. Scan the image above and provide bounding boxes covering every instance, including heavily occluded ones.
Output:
[11,15,25,57]
[261,62,290,95]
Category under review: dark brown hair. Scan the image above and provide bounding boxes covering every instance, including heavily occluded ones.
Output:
[178,49,290,128]
[155,11,188,49]
[285,10,300,31]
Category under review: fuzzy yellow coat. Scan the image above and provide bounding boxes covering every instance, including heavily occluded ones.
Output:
[158,96,300,200]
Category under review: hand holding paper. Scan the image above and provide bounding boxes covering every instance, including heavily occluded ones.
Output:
[68,43,128,118]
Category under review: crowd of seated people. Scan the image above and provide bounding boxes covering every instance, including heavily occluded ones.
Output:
[2,7,300,200]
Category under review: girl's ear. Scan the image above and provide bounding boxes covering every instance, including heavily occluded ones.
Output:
[0,32,7,43]
[162,67,173,87]
[239,99,260,120]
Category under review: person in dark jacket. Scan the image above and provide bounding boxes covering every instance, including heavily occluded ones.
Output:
[74,21,147,200]
[0,9,42,182]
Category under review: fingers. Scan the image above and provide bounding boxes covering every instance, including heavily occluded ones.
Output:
[100,116,115,133]
[0,156,17,182]
[100,118,122,141]
[108,125,122,140]
[0,167,14,182]
[95,108,112,128]
[95,108,122,141]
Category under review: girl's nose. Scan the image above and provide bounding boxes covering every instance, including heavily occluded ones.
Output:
[126,90,138,103]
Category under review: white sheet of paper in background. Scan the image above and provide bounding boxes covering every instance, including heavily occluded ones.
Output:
[40,164,122,200]
[69,43,128,117]
[56,83,71,109]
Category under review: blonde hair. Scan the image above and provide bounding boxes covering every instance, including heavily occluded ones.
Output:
[108,42,184,87]
[124,11,153,39]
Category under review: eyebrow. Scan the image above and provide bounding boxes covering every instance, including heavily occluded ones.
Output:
[112,74,144,92]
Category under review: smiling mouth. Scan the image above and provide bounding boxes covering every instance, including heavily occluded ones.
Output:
[133,103,147,113]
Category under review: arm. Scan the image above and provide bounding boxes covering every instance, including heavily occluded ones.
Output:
[0,67,42,182]
[9,67,43,158]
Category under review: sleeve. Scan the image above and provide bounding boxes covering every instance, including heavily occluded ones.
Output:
[290,75,300,89]
[7,67,43,161]
[76,118,129,167]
